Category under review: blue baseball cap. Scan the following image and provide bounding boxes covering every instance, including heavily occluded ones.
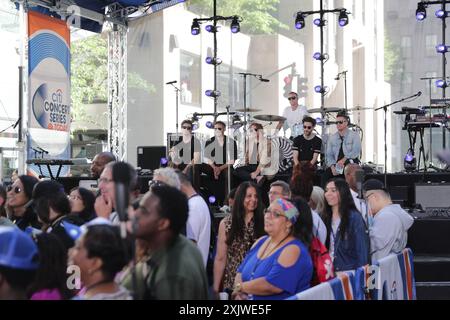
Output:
[0,227,39,270]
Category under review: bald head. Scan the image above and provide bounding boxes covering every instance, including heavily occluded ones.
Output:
[90,151,116,179]
[344,164,363,192]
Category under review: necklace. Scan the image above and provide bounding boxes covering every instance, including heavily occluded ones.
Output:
[250,234,291,279]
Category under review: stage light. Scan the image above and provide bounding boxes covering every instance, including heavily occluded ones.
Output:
[205,90,221,97]
[416,3,427,21]
[436,44,449,53]
[295,12,305,29]
[338,10,349,27]
[435,9,449,18]
[230,16,240,33]
[191,19,200,35]
[435,79,448,88]
[404,149,416,172]
[205,25,219,33]
[206,121,214,129]
[205,57,222,65]
[208,195,216,204]
[314,85,328,94]
[313,52,329,61]
[313,18,325,27]
[160,157,168,166]
[192,123,199,131]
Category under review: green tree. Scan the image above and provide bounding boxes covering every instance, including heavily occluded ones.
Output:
[71,34,107,125]
[384,32,400,82]
[187,0,287,34]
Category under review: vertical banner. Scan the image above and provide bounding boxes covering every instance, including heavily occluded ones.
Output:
[27,11,71,177]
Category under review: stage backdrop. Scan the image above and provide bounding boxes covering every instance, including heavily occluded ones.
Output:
[27,11,71,177]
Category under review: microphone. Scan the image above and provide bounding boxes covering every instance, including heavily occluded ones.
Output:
[334,76,340,80]
[112,162,132,238]
[355,169,365,199]
[166,80,177,85]
[259,77,270,82]
[12,118,20,129]
[417,91,422,97]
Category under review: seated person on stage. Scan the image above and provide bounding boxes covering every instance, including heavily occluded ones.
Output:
[293,116,322,168]
[363,179,414,264]
[169,119,201,177]
[233,123,275,185]
[325,112,361,181]
[90,151,116,179]
[275,92,309,139]
[201,121,238,205]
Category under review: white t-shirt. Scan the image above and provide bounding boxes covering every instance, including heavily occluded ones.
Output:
[186,195,211,267]
[351,189,368,223]
[281,105,309,137]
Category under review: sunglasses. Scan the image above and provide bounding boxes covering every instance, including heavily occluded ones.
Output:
[148,180,167,189]
[182,126,192,130]
[336,121,346,125]
[7,186,22,194]
[288,97,297,101]
[303,126,312,129]
[214,127,224,131]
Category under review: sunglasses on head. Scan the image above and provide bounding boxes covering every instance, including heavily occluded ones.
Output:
[288,97,297,101]
[303,125,312,129]
[7,186,22,194]
[182,126,192,130]
[148,180,167,189]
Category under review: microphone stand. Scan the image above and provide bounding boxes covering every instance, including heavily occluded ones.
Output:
[375,91,422,188]
[168,82,181,136]
[226,105,231,196]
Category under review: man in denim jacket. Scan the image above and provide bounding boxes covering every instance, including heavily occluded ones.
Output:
[324,112,361,183]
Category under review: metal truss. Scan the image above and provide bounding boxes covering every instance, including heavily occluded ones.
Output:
[108,24,128,161]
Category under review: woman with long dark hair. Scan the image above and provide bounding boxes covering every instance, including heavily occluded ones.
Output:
[323,178,369,272]
[213,182,265,297]
[232,198,313,300]
[69,187,96,223]
[29,233,74,300]
[6,175,40,230]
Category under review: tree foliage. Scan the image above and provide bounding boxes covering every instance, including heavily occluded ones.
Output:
[384,32,400,82]
[187,0,287,34]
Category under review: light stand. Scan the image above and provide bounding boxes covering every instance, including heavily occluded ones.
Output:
[375,91,422,187]
[335,70,349,112]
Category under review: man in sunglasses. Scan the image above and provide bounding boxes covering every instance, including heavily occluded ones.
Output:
[275,92,309,139]
[292,116,322,167]
[169,119,201,184]
[201,121,238,205]
[324,111,361,182]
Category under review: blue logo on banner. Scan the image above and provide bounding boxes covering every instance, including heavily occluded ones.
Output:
[32,83,69,130]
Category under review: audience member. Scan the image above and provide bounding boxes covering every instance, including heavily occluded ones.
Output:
[233,198,313,300]
[69,187,96,223]
[323,178,369,272]
[363,179,414,263]
[344,164,368,220]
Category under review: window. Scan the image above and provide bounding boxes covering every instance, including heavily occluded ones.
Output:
[400,36,412,59]
[401,72,412,95]
[425,71,438,95]
[216,64,246,111]
[425,35,438,57]
[180,51,201,106]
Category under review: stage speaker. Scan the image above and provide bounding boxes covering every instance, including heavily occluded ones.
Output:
[137,146,166,171]
[415,183,450,209]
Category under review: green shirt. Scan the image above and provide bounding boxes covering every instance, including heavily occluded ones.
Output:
[122,235,209,300]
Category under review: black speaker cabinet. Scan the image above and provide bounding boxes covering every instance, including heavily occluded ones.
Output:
[137,146,166,171]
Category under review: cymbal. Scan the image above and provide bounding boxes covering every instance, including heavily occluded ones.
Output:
[347,106,373,111]
[308,107,343,113]
[253,114,286,122]
[235,108,262,112]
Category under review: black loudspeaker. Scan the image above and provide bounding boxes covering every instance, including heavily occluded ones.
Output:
[415,183,450,209]
[137,146,166,171]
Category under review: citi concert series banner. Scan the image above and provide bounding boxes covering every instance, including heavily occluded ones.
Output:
[27,11,71,177]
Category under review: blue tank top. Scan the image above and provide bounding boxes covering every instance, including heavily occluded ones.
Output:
[238,235,313,300]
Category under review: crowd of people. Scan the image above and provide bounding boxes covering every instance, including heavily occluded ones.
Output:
[0,137,414,300]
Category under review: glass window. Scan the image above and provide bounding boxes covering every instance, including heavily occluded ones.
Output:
[400,36,412,59]
[425,35,438,57]
[180,51,201,106]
